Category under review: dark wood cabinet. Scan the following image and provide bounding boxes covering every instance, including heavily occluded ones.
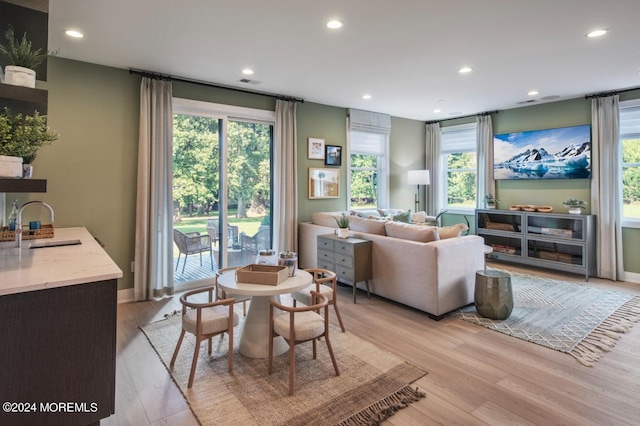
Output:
[0,279,117,425]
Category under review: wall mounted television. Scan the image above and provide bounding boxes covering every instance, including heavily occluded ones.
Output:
[493,124,591,180]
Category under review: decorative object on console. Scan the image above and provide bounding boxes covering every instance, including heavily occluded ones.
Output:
[483,194,498,209]
[335,212,349,238]
[407,169,430,213]
[0,26,57,88]
[563,197,587,214]
[494,124,591,180]
[509,204,553,212]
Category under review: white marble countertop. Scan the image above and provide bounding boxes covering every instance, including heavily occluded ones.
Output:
[0,227,123,296]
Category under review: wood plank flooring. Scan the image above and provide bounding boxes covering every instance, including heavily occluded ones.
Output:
[106,262,640,425]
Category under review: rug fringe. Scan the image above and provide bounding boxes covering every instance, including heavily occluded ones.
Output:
[337,386,426,426]
[570,296,640,367]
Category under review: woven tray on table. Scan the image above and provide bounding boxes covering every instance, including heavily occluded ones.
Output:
[0,224,55,242]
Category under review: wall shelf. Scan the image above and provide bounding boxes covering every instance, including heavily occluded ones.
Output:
[476,209,596,280]
[0,83,48,115]
[0,178,46,192]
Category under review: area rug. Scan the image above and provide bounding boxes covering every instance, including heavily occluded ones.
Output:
[453,270,640,366]
[140,314,426,425]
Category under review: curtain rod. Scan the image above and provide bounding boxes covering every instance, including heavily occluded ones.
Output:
[426,110,498,125]
[585,85,640,99]
[129,69,304,103]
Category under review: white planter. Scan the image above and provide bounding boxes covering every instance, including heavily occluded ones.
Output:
[337,228,349,239]
[0,155,23,178]
[4,65,36,88]
[568,207,582,215]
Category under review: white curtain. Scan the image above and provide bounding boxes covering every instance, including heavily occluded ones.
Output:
[134,78,174,301]
[273,100,298,253]
[425,122,441,216]
[476,114,495,207]
[591,95,623,280]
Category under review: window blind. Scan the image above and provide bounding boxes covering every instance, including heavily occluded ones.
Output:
[441,123,476,153]
[348,108,391,135]
[350,131,386,156]
[620,104,640,138]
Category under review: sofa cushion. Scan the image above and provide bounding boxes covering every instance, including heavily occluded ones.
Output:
[437,223,469,239]
[348,216,387,235]
[311,212,342,228]
[384,221,439,242]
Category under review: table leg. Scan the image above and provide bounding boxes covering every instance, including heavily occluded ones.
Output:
[239,295,289,358]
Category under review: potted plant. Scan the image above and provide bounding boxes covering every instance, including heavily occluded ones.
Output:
[0,25,57,88]
[484,194,499,209]
[0,107,58,178]
[335,213,350,238]
[562,197,587,214]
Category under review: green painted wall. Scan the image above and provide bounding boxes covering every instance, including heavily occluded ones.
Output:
[7,58,639,289]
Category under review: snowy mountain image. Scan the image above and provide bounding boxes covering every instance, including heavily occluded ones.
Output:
[493,125,591,180]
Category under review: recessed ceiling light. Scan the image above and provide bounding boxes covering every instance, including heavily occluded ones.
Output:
[242,68,254,75]
[362,94,372,100]
[586,29,608,38]
[326,20,343,29]
[433,109,441,113]
[65,29,83,38]
[528,90,539,96]
[458,67,473,74]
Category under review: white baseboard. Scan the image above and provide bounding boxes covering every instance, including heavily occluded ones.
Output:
[622,271,640,284]
[117,279,213,304]
[117,288,134,304]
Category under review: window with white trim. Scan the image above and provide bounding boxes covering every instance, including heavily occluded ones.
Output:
[440,123,477,210]
[348,131,389,209]
[620,100,640,225]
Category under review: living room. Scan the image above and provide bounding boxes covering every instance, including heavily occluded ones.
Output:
[2,1,640,425]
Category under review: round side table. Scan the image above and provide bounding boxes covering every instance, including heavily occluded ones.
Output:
[474,269,513,320]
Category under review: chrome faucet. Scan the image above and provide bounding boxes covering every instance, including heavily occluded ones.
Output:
[15,201,55,248]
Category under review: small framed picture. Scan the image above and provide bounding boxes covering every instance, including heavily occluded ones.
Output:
[309,168,340,199]
[307,137,325,160]
[324,145,342,166]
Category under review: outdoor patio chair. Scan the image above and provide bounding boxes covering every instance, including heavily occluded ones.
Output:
[240,227,271,264]
[206,219,239,247]
[173,229,213,274]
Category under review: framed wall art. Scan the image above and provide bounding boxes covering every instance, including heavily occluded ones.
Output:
[324,145,342,166]
[307,137,325,160]
[308,168,340,199]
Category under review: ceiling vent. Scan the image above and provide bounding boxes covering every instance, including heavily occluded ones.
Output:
[238,78,262,85]
[541,95,560,101]
[517,99,538,105]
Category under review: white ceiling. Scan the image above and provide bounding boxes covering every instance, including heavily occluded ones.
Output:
[48,0,640,121]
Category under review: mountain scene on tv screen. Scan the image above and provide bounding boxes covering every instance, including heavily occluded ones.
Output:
[493,125,591,179]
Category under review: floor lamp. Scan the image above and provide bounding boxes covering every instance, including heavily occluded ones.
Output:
[407,170,430,213]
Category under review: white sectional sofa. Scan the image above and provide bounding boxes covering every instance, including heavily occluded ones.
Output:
[298,211,485,320]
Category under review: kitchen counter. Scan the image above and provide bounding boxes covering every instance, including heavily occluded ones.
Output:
[0,227,121,425]
[0,226,122,296]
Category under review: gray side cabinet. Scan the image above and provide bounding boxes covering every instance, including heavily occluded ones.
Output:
[475,209,596,280]
[317,234,373,302]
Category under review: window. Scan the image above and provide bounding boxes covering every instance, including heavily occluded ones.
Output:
[440,123,477,210]
[348,131,388,209]
[620,100,640,225]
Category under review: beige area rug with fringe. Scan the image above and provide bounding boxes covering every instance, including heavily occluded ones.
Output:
[453,270,640,366]
[140,314,426,425]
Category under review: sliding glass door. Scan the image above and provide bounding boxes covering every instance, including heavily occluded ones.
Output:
[172,99,274,286]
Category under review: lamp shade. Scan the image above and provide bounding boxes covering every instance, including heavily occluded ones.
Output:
[407,169,430,185]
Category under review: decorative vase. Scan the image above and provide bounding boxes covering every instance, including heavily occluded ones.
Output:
[4,66,36,88]
[486,204,496,209]
[337,228,349,239]
[568,207,582,215]
[22,164,33,179]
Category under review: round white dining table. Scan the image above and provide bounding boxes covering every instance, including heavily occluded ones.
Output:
[217,269,312,358]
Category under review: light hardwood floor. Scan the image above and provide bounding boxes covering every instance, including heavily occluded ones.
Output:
[106,262,640,425]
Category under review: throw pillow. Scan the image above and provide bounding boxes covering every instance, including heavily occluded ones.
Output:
[384,221,439,242]
[411,211,427,224]
[437,223,469,239]
[354,209,381,218]
[348,216,387,235]
[391,209,410,223]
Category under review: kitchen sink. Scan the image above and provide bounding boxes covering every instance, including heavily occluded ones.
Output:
[29,239,82,249]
